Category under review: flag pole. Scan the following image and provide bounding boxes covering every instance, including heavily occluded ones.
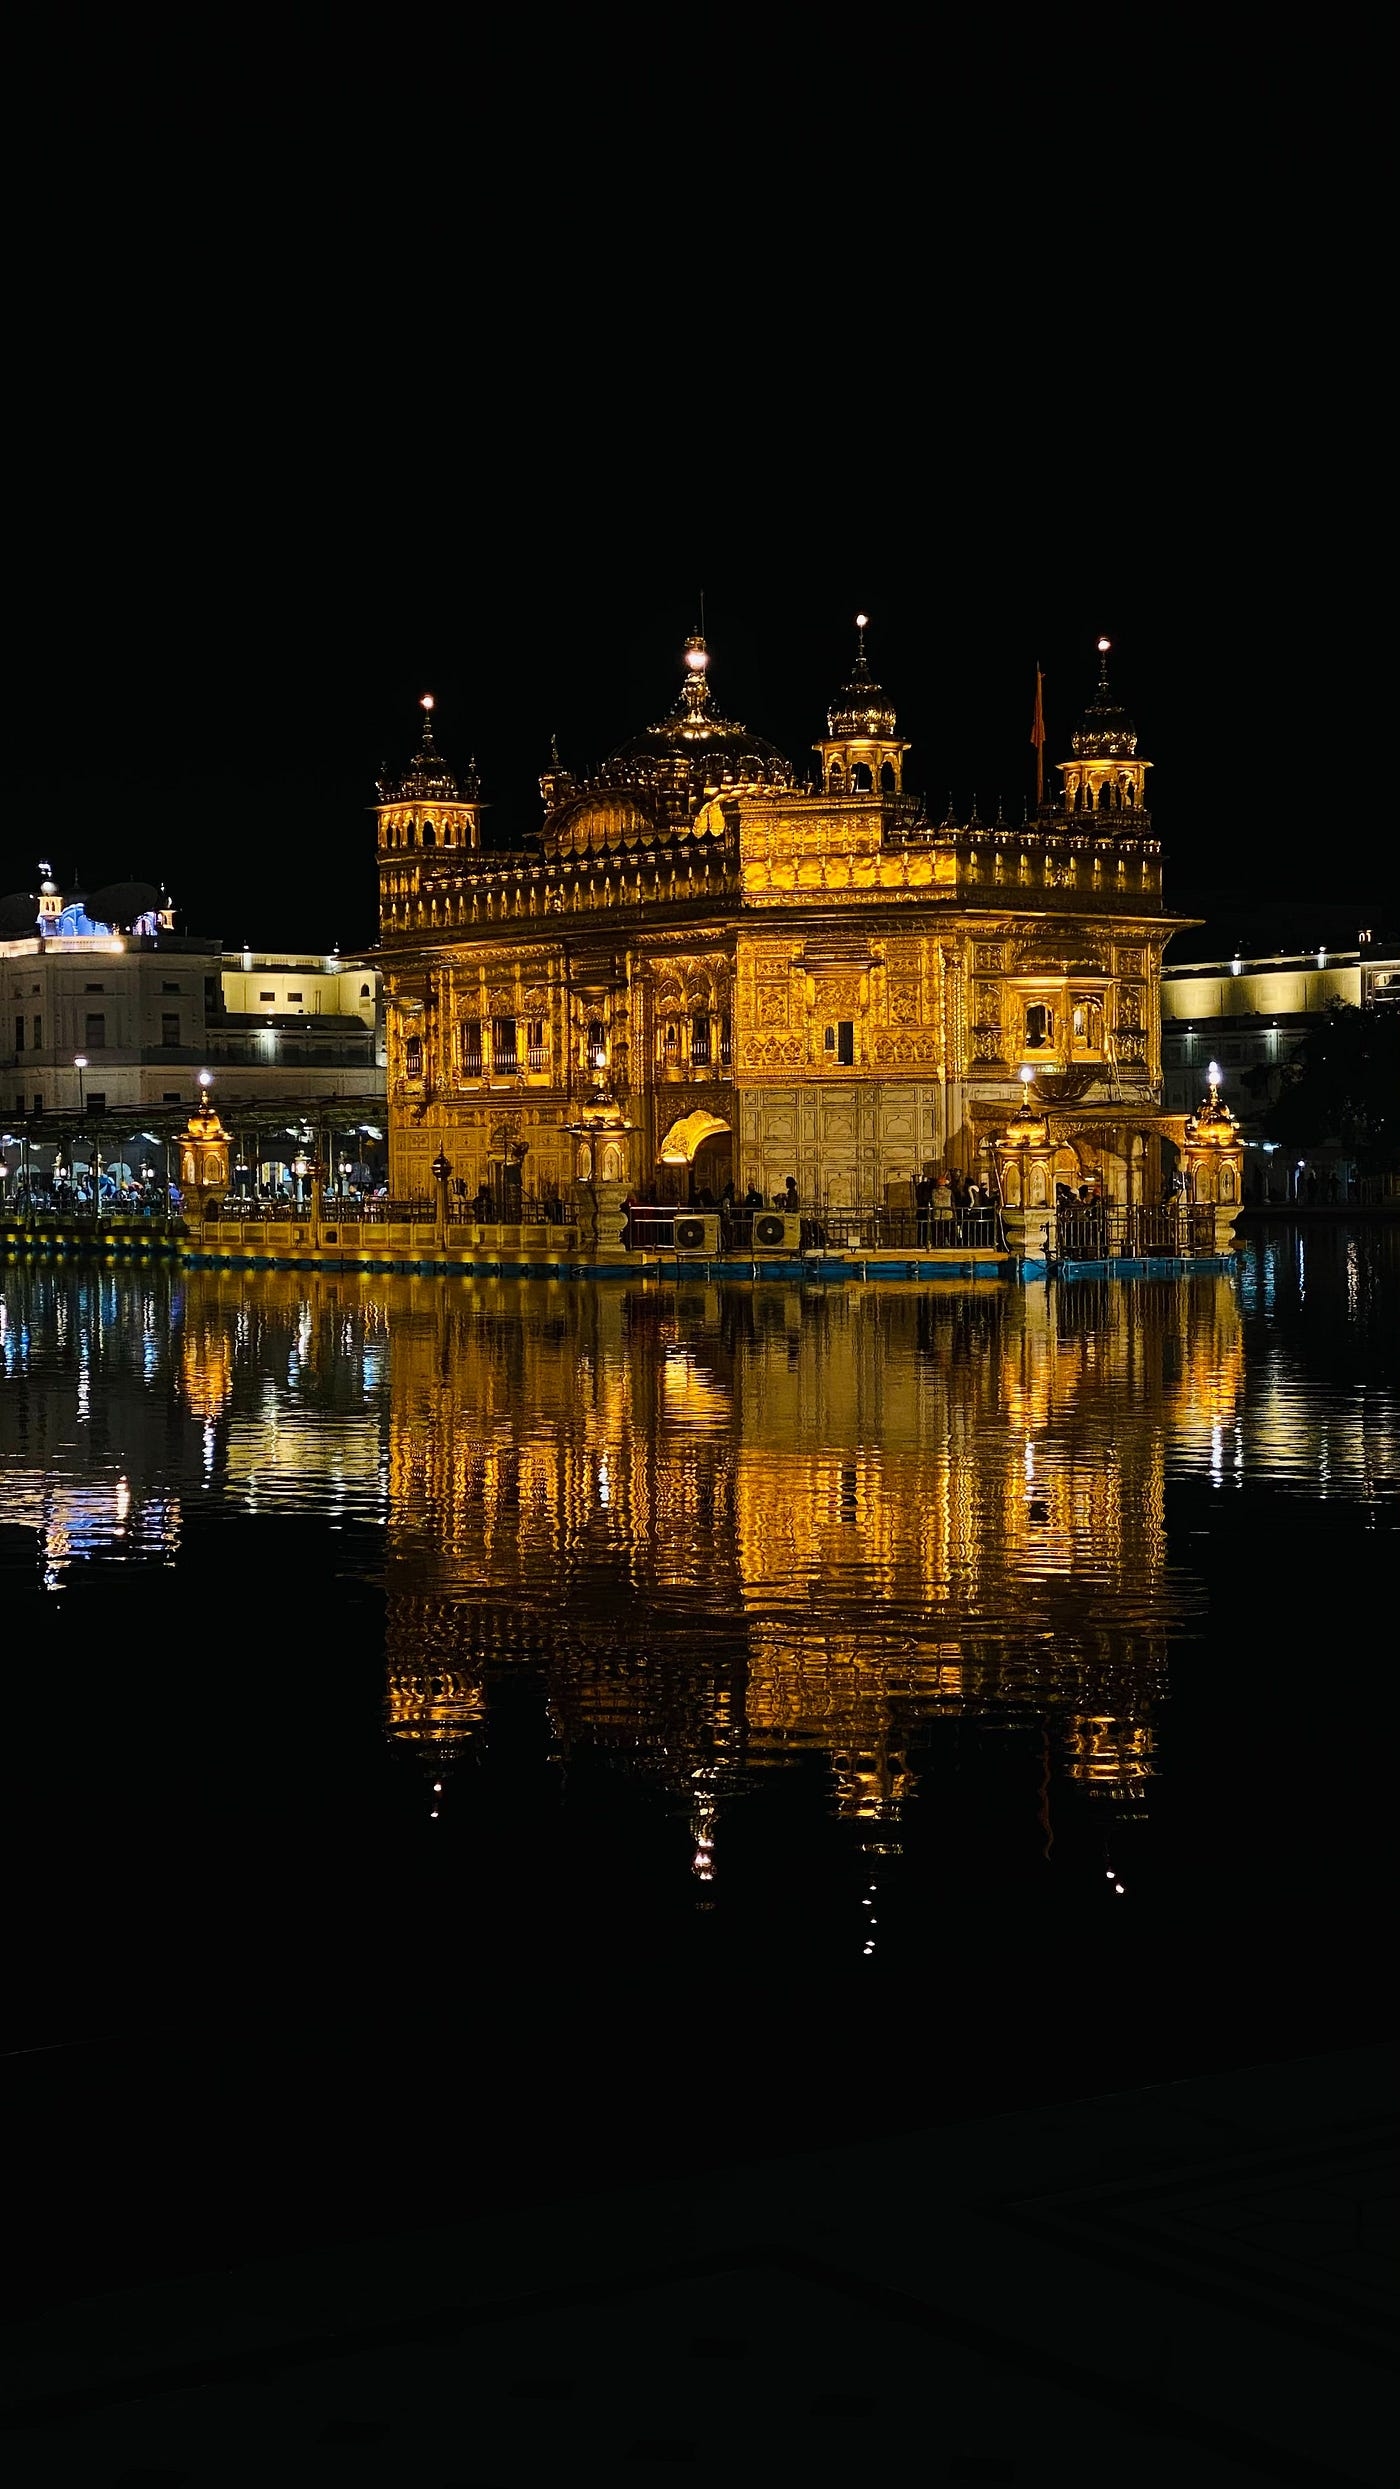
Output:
[1030,663,1046,808]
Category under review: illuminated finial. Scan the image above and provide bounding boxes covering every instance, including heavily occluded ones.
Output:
[1095,635,1112,689]
[679,632,712,720]
[1096,637,1111,654]
[421,693,434,711]
[855,611,869,662]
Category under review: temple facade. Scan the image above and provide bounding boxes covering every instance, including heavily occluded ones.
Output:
[377,632,1187,1213]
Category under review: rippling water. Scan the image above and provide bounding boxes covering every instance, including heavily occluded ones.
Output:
[2,1227,1396,2293]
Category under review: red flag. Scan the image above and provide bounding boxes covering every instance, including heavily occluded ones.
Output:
[1030,665,1046,803]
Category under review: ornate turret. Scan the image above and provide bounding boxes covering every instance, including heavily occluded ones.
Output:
[815,616,910,795]
[375,695,485,859]
[1056,639,1151,818]
[1182,1067,1244,1237]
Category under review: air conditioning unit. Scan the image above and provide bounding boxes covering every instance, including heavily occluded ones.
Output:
[752,1211,802,1253]
[674,1213,721,1254]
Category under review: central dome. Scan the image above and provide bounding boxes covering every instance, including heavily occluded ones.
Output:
[604,636,793,792]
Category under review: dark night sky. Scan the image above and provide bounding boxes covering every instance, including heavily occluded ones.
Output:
[5,31,1389,966]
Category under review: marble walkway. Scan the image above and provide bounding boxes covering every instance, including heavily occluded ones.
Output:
[3,2041,1393,2486]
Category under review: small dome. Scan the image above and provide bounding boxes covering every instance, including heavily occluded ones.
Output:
[1072,642,1138,758]
[377,702,480,804]
[827,654,897,740]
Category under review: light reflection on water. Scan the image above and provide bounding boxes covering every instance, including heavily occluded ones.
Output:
[1,1232,1396,1858]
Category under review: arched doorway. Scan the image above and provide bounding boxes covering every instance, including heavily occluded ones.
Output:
[655,1109,733,1204]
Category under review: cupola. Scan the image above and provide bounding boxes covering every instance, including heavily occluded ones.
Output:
[1056,639,1152,818]
[815,616,910,795]
[375,695,485,857]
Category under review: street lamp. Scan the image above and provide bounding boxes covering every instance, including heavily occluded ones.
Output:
[73,1054,87,1117]
[431,1147,451,1244]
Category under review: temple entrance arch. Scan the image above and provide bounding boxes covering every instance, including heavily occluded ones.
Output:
[655,1108,732,1203]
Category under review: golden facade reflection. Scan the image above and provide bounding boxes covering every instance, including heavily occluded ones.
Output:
[381,1272,1247,1847]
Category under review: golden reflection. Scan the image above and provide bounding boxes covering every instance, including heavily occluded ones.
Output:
[380,1273,1247,1847]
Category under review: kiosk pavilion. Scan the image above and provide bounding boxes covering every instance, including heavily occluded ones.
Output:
[377,629,1193,1221]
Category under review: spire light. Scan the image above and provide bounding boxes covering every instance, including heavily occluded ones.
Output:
[1096,636,1111,654]
[420,693,435,711]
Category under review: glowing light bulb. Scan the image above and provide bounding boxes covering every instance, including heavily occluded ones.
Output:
[1097,635,1111,653]
[421,693,434,711]
[685,648,708,671]
[855,611,869,629]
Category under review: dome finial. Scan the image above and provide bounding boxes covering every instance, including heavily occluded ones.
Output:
[1096,635,1112,688]
[855,611,870,663]
[680,632,713,723]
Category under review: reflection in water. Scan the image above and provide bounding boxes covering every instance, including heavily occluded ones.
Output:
[380,1279,1237,1858]
[1,1232,1395,1891]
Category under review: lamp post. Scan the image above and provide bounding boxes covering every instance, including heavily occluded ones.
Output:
[72,1055,96,1222]
[431,1147,451,1244]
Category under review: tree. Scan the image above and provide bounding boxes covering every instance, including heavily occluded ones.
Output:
[1264,1004,1400,1169]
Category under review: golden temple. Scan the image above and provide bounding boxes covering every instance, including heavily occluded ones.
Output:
[377,628,1202,1217]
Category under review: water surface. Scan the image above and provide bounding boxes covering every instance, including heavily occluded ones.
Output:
[2,1226,1395,2299]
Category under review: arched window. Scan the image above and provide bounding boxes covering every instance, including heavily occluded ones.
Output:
[691,1016,711,1066]
[829,761,845,790]
[1025,1002,1053,1049]
[406,819,416,845]
[360,981,371,998]
[852,761,873,792]
[663,1019,680,1065]
[586,1019,606,1071]
[1071,997,1102,1051]
[423,820,436,846]
[879,760,897,793]
[404,1034,423,1078]
[1098,783,1112,811]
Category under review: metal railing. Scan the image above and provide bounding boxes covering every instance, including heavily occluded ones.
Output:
[1055,1203,1217,1259]
[622,1203,1002,1254]
[212,1195,432,1225]
[209,1193,573,1228]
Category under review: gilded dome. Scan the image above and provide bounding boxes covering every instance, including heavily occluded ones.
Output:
[1071,642,1138,759]
[604,638,793,792]
[377,700,480,804]
[827,654,897,740]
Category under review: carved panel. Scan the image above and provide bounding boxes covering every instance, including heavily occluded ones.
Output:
[974,943,1004,971]
[756,987,789,1027]
[1118,948,1144,978]
[1117,986,1144,1030]
[872,1031,940,1066]
[740,1035,807,1070]
[810,973,863,1013]
[887,979,921,1026]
